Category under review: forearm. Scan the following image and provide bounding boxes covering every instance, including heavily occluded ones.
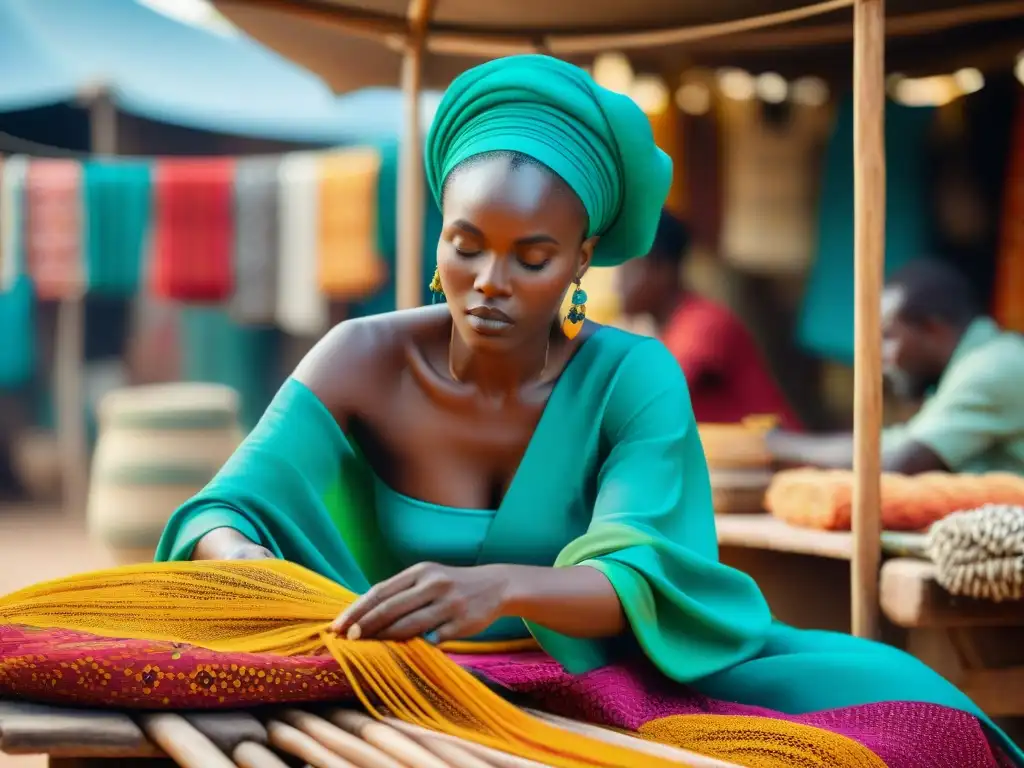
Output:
[497,563,626,639]
[765,429,854,469]
[191,526,273,561]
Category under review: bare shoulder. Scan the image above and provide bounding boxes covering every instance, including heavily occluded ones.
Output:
[293,305,449,423]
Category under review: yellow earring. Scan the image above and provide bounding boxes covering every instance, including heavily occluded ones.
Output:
[562,280,587,340]
[429,267,445,303]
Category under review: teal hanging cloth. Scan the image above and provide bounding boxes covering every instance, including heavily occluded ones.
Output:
[84,160,151,296]
[0,156,35,390]
[179,306,278,431]
[349,140,440,318]
[797,97,934,363]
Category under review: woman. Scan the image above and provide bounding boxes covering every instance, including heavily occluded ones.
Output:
[157,56,1019,766]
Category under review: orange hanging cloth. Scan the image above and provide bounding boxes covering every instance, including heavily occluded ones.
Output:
[993,93,1024,332]
[24,158,86,300]
[316,147,386,301]
[151,158,235,303]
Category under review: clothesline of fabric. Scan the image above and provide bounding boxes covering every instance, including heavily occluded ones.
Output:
[0,148,386,334]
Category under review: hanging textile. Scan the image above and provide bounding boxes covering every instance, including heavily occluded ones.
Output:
[682,109,723,254]
[317,147,386,301]
[0,155,28,292]
[797,98,934,363]
[277,152,327,336]
[720,99,830,275]
[348,141,441,318]
[84,160,151,297]
[231,156,281,325]
[993,93,1024,333]
[0,156,34,389]
[648,104,687,218]
[24,158,86,300]
[151,158,235,303]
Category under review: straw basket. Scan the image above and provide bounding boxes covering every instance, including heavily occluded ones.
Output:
[86,383,243,564]
[697,416,777,471]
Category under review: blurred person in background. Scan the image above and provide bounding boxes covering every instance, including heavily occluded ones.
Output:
[767,259,1024,475]
[616,209,802,430]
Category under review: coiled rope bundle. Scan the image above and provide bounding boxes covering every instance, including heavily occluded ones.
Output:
[926,504,1024,602]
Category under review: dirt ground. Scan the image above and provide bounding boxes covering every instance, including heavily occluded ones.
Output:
[0,504,116,767]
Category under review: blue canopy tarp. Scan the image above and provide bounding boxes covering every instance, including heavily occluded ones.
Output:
[0,0,350,143]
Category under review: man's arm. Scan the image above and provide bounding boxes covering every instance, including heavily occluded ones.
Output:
[765,428,949,474]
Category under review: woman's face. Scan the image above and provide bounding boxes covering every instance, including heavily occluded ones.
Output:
[439,155,596,352]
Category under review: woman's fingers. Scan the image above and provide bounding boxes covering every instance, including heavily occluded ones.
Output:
[374,603,453,641]
[331,567,422,634]
[348,580,447,639]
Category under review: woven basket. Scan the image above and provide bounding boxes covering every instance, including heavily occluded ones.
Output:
[698,416,777,471]
[86,383,243,564]
[710,469,773,514]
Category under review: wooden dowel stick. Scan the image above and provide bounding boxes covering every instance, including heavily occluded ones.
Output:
[850,0,887,640]
[139,713,237,768]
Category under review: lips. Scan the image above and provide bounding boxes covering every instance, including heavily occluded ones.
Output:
[465,306,514,335]
[466,306,513,324]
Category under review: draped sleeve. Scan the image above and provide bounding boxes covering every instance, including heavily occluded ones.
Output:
[527,338,773,679]
[154,377,403,592]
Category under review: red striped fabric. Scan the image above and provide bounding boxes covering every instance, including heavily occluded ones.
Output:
[151,158,235,303]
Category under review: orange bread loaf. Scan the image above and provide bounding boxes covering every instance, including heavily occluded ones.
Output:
[763,469,1024,531]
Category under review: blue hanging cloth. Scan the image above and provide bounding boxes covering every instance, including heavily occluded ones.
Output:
[0,156,35,390]
[83,160,152,296]
[797,97,935,363]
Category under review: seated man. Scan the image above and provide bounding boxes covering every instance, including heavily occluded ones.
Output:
[616,209,802,429]
[768,259,1024,475]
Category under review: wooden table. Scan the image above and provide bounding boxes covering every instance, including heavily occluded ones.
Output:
[716,514,1024,725]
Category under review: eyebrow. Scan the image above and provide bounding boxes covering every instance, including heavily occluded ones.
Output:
[450,219,561,246]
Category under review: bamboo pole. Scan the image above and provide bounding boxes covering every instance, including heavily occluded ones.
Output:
[850,0,886,640]
[395,0,435,310]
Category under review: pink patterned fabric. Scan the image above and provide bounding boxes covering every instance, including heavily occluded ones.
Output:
[0,626,1008,768]
[459,652,1010,768]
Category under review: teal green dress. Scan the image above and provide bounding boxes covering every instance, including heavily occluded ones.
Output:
[156,326,1021,763]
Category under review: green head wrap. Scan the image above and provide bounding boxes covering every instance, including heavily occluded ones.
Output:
[425,55,672,268]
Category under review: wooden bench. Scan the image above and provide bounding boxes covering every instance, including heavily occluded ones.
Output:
[881,558,1024,719]
[716,514,1024,721]
[0,700,742,767]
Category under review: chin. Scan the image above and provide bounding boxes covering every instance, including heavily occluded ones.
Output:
[456,320,521,350]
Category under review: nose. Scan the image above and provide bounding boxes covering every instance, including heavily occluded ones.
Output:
[473,254,512,298]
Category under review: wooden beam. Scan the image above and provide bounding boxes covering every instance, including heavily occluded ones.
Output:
[850,0,886,641]
[880,558,1024,629]
[395,0,436,310]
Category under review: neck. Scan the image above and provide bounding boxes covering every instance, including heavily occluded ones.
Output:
[449,323,552,398]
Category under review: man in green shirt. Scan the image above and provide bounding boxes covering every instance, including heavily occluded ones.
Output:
[768,260,1024,475]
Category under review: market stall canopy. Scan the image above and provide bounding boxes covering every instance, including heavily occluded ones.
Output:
[334,88,444,142]
[213,0,1024,89]
[0,0,357,143]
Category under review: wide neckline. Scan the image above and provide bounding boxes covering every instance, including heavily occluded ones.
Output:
[368,324,611,515]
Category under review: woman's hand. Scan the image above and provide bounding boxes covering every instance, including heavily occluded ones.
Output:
[223,543,276,561]
[330,562,509,643]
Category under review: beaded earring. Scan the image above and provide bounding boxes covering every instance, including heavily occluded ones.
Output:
[562,278,587,340]
[429,267,445,303]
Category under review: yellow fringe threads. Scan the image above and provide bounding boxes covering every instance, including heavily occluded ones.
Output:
[0,560,886,768]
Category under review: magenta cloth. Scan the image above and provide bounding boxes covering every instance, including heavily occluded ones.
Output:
[457,651,1010,768]
[0,626,1008,768]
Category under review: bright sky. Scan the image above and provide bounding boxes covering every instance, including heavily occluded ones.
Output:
[135,0,237,35]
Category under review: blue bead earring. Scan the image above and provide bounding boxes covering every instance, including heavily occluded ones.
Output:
[562,279,587,340]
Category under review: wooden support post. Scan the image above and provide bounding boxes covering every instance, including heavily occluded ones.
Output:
[395,0,435,310]
[850,0,886,639]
